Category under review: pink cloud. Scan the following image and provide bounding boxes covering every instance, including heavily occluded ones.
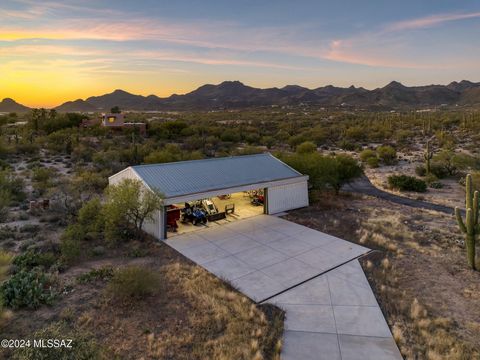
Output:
[386,11,480,32]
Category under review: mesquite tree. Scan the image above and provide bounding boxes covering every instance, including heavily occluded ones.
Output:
[455,174,478,270]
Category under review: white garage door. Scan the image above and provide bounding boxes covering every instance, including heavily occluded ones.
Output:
[267,181,309,214]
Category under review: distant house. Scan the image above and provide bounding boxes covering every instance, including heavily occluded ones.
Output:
[102,113,125,127]
[89,113,147,136]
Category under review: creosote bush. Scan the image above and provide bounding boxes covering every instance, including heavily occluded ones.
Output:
[388,174,427,192]
[108,266,160,301]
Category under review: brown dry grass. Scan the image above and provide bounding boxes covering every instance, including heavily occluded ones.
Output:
[286,191,480,360]
[2,241,284,360]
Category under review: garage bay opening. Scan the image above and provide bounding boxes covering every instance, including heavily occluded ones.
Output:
[166,190,266,236]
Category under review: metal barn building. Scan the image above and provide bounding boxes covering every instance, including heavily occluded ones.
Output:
[108,153,309,240]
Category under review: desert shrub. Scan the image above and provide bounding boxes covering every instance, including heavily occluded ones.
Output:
[103,179,163,243]
[234,146,263,155]
[359,149,376,162]
[0,170,26,202]
[377,145,397,165]
[415,165,427,177]
[0,250,12,326]
[60,225,83,264]
[31,167,57,195]
[281,152,361,194]
[338,140,356,151]
[0,189,10,222]
[1,269,56,309]
[345,126,366,141]
[0,250,12,279]
[144,144,203,164]
[388,175,427,192]
[429,163,449,179]
[77,198,104,240]
[20,224,40,233]
[108,266,160,300]
[13,321,101,360]
[77,266,114,284]
[296,141,317,154]
[424,173,438,185]
[366,156,380,168]
[12,250,57,271]
[429,182,443,189]
[15,143,39,155]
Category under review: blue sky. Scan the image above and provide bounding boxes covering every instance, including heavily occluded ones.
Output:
[1,0,479,106]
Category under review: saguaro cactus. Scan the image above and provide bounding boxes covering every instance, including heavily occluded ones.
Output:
[455,174,478,270]
[424,140,433,174]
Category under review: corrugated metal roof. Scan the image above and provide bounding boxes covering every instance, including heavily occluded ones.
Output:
[131,153,303,198]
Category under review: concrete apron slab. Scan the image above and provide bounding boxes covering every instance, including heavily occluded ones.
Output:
[164,215,401,359]
[267,260,403,360]
[166,215,370,301]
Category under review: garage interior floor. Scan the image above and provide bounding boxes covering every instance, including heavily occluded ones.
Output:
[164,215,402,360]
[168,191,265,237]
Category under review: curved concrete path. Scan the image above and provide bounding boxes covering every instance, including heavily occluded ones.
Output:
[165,215,402,359]
[345,175,455,215]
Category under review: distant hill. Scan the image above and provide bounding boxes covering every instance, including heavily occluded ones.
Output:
[45,79,480,111]
[54,99,98,112]
[0,98,30,113]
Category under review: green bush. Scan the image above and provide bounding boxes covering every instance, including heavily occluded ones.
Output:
[338,140,355,151]
[1,269,56,309]
[430,163,449,179]
[0,170,26,202]
[281,152,362,194]
[359,149,376,162]
[77,266,114,284]
[13,321,101,360]
[0,188,10,222]
[376,145,397,165]
[20,224,40,233]
[108,266,160,301]
[429,182,444,189]
[13,251,57,271]
[296,141,317,154]
[78,198,104,240]
[387,175,427,192]
[415,165,427,177]
[366,156,380,168]
[103,179,163,243]
[424,173,438,185]
[60,225,83,264]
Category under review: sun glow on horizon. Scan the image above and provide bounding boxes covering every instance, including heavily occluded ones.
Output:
[1,1,479,107]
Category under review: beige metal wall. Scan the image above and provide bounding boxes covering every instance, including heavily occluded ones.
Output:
[266,181,309,214]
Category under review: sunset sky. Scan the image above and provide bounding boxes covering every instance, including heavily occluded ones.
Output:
[1,0,480,107]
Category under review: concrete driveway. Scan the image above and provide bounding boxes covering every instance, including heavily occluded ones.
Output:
[165,215,402,359]
[165,215,369,302]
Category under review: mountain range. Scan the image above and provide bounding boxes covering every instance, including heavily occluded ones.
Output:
[0,98,31,113]
[3,80,480,112]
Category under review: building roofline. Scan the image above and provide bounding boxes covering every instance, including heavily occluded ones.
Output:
[131,152,301,175]
[161,174,308,200]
